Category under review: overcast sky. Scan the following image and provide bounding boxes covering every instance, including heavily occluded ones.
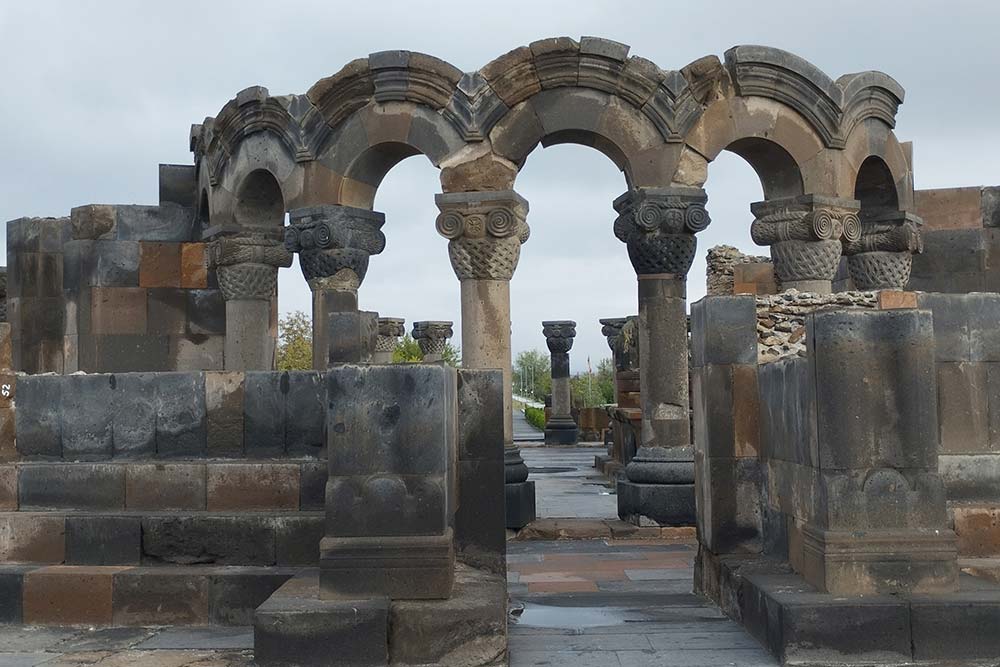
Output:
[1,1,997,372]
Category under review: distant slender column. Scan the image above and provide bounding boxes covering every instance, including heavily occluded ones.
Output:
[412,321,453,363]
[374,317,405,363]
[600,317,628,404]
[285,205,386,369]
[209,235,292,370]
[542,321,578,445]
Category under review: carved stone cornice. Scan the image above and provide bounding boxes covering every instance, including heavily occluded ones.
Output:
[375,317,406,353]
[750,195,860,284]
[542,320,577,355]
[435,191,529,281]
[413,321,454,357]
[209,234,293,301]
[285,205,386,291]
[613,187,711,276]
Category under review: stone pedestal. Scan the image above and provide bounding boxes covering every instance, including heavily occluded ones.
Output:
[320,364,456,600]
[750,195,861,294]
[436,190,535,529]
[542,320,578,445]
[374,317,404,364]
[325,310,377,366]
[613,187,709,526]
[412,321,453,363]
[209,234,292,371]
[286,205,386,370]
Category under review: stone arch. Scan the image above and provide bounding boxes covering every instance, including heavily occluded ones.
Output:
[724,138,804,200]
[842,118,913,210]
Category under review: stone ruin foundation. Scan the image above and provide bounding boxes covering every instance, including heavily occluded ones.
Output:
[1,35,1000,665]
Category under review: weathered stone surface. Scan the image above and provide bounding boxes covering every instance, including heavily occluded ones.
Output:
[112,568,209,625]
[141,516,276,566]
[116,204,195,242]
[111,373,157,458]
[125,463,206,511]
[65,516,140,565]
[23,566,124,625]
[155,372,207,457]
[243,372,286,457]
[389,564,507,666]
[210,568,294,625]
[275,516,323,566]
[19,464,124,510]
[14,375,63,458]
[505,480,536,529]
[207,463,300,510]
[205,371,244,455]
[60,374,115,460]
[254,582,389,667]
[284,371,325,457]
[0,514,65,563]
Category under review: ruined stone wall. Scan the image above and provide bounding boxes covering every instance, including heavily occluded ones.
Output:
[910,186,1000,292]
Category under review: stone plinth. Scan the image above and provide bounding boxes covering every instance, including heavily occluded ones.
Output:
[373,317,404,364]
[542,320,578,446]
[412,321,453,363]
[325,310,378,366]
[320,364,456,600]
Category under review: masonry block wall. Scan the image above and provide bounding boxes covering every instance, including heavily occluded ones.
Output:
[909,186,1000,292]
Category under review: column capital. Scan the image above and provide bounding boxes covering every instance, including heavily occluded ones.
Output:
[750,195,861,286]
[599,317,628,352]
[843,210,923,290]
[413,320,454,358]
[613,187,711,276]
[285,205,386,291]
[542,320,576,354]
[435,190,530,281]
[208,234,292,301]
[375,317,406,353]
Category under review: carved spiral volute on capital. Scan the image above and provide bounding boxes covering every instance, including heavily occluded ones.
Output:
[436,199,530,281]
[412,321,454,357]
[542,321,577,355]
[614,190,710,276]
[844,216,923,289]
[286,206,386,291]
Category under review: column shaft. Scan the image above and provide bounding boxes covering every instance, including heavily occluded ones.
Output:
[461,279,513,443]
[312,288,359,370]
[225,299,274,371]
[637,275,689,449]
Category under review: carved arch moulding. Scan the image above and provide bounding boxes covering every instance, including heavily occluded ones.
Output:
[189,37,913,225]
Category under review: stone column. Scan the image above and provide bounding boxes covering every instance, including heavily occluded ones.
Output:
[844,210,923,289]
[613,187,710,526]
[412,321,453,363]
[600,317,628,404]
[435,190,535,529]
[542,321,578,445]
[209,234,292,371]
[285,205,386,370]
[374,317,405,363]
[750,195,861,294]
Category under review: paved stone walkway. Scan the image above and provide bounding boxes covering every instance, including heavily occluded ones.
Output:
[512,408,544,442]
[520,444,618,519]
[0,540,774,666]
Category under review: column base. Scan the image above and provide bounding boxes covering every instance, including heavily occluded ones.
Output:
[505,481,536,529]
[544,416,579,445]
[617,480,695,526]
[319,531,454,600]
[781,279,831,294]
[801,525,959,595]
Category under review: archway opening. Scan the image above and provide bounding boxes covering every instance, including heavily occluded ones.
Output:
[197,190,210,238]
[512,142,633,521]
[234,168,285,228]
[855,155,899,214]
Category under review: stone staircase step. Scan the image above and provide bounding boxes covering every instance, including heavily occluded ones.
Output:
[0,563,305,626]
[0,460,327,512]
[0,511,323,567]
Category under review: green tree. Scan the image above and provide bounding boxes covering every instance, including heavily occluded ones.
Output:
[276,310,312,371]
[392,334,461,366]
[570,357,615,408]
[512,349,551,402]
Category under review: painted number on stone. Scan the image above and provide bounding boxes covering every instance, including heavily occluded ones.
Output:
[1,384,10,397]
